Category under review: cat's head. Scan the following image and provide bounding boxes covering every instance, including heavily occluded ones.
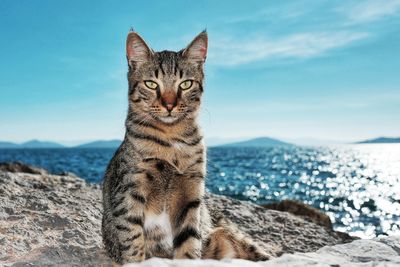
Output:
[126,30,207,125]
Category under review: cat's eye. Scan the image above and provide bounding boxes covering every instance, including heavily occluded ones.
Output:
[179,80,193,90]
[144,81,158,90]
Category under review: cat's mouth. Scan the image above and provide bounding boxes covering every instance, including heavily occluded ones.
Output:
[157,115,179,124]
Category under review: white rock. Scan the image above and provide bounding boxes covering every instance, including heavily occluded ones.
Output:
[124,236,400,267]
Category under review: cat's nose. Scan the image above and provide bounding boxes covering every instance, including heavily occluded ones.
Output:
[161,91,177,112]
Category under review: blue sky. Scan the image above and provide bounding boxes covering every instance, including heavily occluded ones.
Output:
[0,0,399,145]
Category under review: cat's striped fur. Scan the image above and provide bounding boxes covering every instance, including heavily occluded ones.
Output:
[101,30,269,265]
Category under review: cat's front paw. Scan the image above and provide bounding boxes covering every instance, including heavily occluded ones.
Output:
[174,250,201,260]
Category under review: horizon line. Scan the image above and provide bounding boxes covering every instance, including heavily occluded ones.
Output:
[1,135,399,147]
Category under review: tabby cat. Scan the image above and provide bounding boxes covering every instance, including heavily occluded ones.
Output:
[101,30,269,265]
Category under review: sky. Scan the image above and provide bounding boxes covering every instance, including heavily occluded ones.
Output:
[0,0,399,145]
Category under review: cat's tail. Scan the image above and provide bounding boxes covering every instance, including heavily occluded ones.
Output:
[202,216,270,261]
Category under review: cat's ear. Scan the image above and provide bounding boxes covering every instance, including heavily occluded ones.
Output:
[182,30,208,63]
[126,31,153,68]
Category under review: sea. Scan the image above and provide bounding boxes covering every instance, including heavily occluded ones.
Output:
[1,144,399,238]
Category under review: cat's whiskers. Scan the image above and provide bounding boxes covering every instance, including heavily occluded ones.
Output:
[136,115,154,126]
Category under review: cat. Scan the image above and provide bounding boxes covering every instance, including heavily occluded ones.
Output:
[101,30,269,265]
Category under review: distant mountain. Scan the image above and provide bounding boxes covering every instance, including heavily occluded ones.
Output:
[76,139,122,148]
[0,140,64,148]
[218,137,292,147]
[205,137,249,147]
[21,140,65,148]
[356,137,400,144]
[0,141,19,148]
[286,138,345,146]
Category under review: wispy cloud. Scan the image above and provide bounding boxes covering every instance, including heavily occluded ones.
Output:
[208,1,400,67]
[343,0,400,23]
[225,5,306,24]
[209,31,369,66]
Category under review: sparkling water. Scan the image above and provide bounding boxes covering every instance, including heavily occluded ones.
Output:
[1,144,399,238]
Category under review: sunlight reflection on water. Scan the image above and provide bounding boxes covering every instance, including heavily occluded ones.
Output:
[207,144,400,238]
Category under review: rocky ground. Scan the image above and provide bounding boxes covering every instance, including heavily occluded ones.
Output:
[125,236,400,267]
[0,162,397,266]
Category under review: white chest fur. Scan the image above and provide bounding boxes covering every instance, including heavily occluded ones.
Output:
[144,210,173,248]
